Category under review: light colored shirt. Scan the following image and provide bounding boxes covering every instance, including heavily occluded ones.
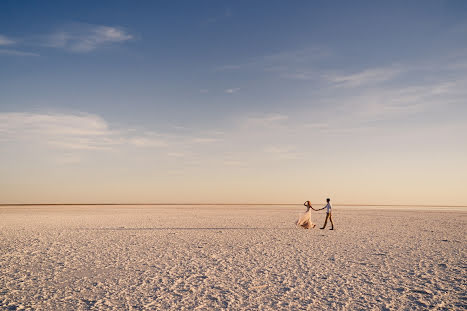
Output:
[325,203,332,213]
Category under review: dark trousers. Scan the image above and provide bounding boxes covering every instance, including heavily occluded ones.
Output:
[322,212,334,229]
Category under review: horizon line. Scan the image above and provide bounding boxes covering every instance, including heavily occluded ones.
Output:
[1,203,466,208]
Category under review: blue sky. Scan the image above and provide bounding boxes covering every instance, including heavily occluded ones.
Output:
[1,1,467,204]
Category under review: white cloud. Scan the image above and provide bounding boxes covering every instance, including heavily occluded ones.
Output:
[0,112,118,150]
[326,66,402,87]
[46,24,133,52]
[306,76,467,131]
[0,35,39,57]
[0,112,173,151]
[0,112,230,157]
[364,80,465,118]
[0,113,110,137]
[0,34,15,45]
[225,88,240,94]
[0,25,132,56]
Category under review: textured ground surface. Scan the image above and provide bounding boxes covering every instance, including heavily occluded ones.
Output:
[0,205,466,310]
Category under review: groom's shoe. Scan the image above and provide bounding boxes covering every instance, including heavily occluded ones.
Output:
[319,227,325,229]
[330,228,334,230]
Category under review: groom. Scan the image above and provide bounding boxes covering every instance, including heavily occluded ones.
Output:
[318,198,334,230]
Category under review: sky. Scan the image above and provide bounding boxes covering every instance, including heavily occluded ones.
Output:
[1,1,467,205]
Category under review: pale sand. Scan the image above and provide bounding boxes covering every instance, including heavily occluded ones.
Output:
[0,205,465,310]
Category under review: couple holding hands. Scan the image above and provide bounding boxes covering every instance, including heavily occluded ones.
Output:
[297,198,334,230]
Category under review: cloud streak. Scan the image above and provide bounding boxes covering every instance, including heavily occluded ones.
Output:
[0,49,39,56]
[326,66,403,87]
[0,34,39,57]
[0,112,225,155]
[225,88,240,94]
[45,24,133,52]
[215,46,329,78]
[0,34,15,45]
[0,24,133,56]
[0,113,119,150]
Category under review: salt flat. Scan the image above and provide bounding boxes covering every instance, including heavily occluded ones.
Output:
[0,205,465,310]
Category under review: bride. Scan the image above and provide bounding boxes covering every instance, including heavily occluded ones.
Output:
[296,201,316,229]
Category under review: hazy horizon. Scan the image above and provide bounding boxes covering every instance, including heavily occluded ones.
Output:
[1,1,467,205]
[2,203,466,209]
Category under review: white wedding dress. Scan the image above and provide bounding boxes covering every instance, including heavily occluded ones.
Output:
[296,208,316,229]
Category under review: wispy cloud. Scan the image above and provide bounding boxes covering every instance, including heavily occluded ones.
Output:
[307,76,467,131]
[215,46,329,75]
[0,112,229,157]
[0,49,39,56]
[0,34,39,57]
[0,24,133,56]
[326,66,403,87]
[0,34,15,45]
[45,24,133,52]
[225,88,240,94]
[0,112,171,151]
[0,113,118,150]
[244,113,288,127]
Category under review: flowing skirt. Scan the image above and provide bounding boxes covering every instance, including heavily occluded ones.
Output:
[296,209,315,229]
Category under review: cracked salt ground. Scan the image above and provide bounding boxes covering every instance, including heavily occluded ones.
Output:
[0,205,465,310]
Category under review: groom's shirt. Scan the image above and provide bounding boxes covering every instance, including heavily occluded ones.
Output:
[325,203,332,213]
